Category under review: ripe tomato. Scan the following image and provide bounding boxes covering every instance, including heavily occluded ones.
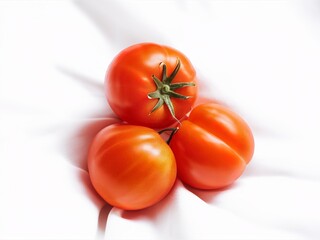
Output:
[87,124,176,210]
[169,103,254,190]
[105,43,198,128]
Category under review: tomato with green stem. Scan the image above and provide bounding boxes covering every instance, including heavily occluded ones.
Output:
[169,103,254,190]
[105,43,198,128]
[88,124,177,210]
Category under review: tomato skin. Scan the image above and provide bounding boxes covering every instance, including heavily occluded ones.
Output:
[169,103,254,190]
[105,43,198,129]
[88,124,176,210]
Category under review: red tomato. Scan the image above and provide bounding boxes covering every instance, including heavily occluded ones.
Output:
[105,43,198,128]
[169,103,254,190]
[87,124,176,210]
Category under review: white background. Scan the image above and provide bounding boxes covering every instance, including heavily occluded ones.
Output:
[1,0,320,239]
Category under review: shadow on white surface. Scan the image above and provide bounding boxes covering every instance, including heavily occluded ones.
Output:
[57,65,119,170]
[57,66,120,238]
[95,203,113,240]
[183,181,235,204]
[108,180,189,240]
[67,119,120,239]
[68,118,119,238]
[64,117,119,171]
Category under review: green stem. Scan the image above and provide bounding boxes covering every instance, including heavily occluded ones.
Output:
[158,128,178,144]
[148,58,196,121]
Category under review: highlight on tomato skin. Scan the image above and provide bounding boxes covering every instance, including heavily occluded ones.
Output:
[105,42,198,129]
[169,102,255,190]
[87,124,177,210]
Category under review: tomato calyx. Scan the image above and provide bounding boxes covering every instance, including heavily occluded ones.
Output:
[148,59,196,121]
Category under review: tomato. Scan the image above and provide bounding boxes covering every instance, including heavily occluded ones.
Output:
[87,124,177,210]
[169,103,254,190]
[105,43,198,128]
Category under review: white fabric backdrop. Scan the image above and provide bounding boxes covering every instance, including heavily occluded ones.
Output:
[1,0,320,239]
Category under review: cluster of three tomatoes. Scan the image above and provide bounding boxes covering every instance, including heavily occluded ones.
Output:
[87,43,254,210]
